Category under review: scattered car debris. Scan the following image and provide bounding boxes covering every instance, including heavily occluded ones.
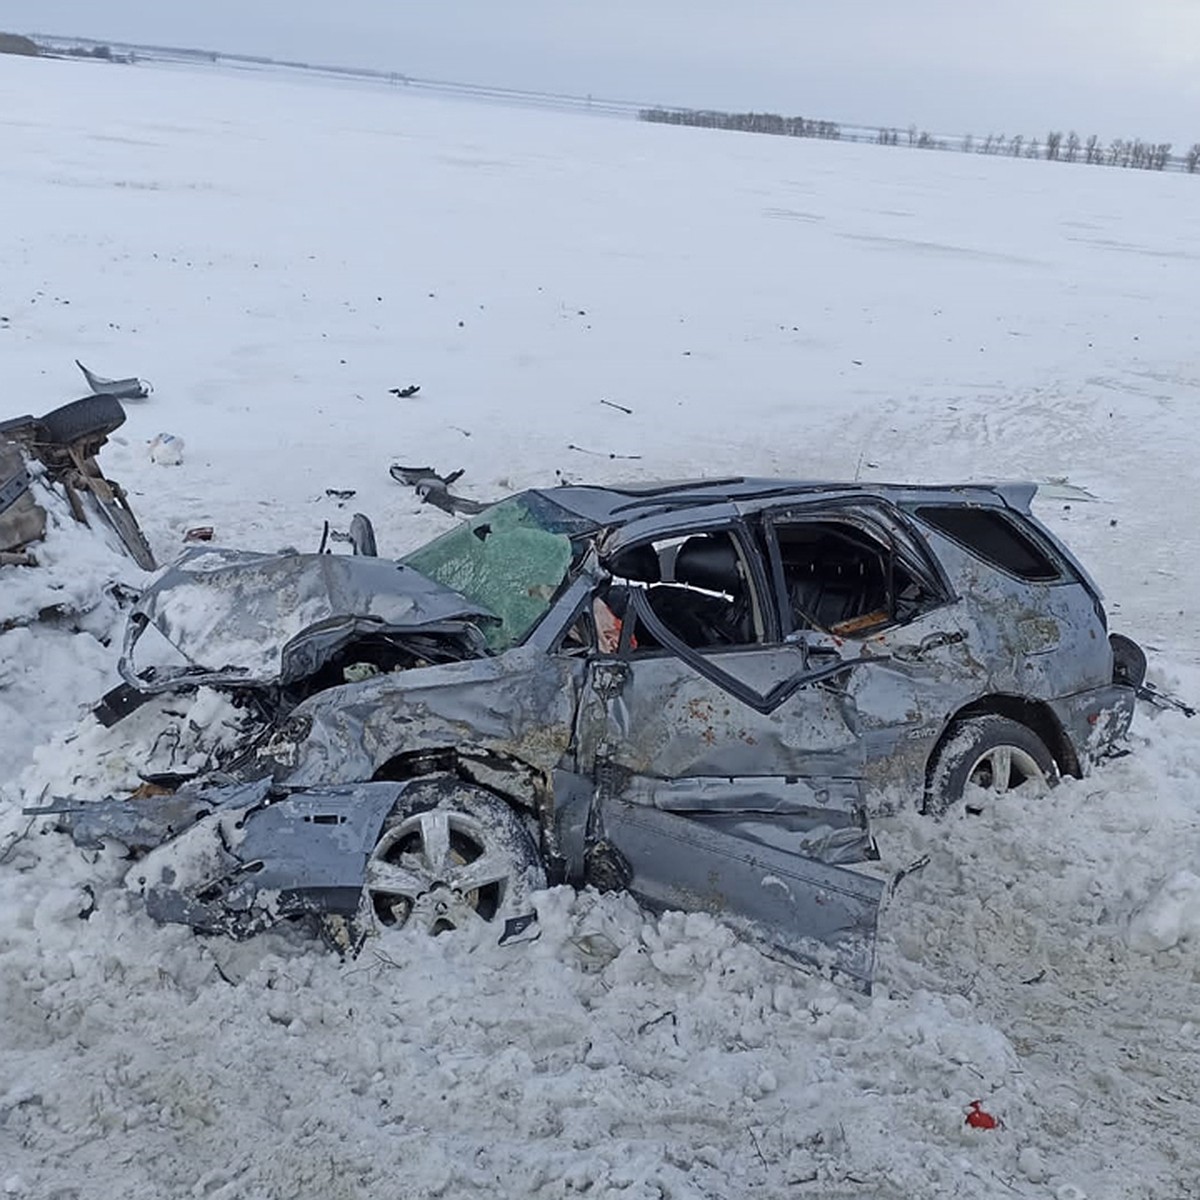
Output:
[1038,478,1097,503]
[148,432,184,466]
[325,488,357,502]
[75,359,152,400]
[600,398,633,414]
[36,477,1156,993]
[325,513,378,557]
[1,391,155,570]
[183,526,214,543]
[389,463,489,515]
[316,512,378,557]
[348,512,377,557]
[389,384,421,398]
[965,1101,1000,1130]
[1135,681,1196,718]
[889,854,931,896]
[389,463,464,488]
[567,443,642,460]
[0,437,47,565]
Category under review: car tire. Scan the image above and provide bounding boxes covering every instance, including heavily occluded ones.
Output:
[38,394,126,445]
[926,715,1057,815]
[358,779,546,938]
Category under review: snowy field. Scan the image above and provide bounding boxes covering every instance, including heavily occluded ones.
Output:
[2,53,1200,1199]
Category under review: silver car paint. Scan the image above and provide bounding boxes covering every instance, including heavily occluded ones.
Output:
[44,481,1140,993]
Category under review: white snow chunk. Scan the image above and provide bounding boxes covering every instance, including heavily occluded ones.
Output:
[148,432,185,465]
[1127,869,1200,952]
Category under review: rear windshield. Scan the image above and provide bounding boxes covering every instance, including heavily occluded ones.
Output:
[917,506,1060,581]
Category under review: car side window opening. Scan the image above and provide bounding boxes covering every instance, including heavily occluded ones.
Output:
[601,530,763,651]
[558,586,636,656]
[916,506,1061,582]
[560,599,599,654]
[771,518,934,637]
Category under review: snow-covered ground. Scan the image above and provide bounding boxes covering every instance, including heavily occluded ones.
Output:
[2,53,1200,1199]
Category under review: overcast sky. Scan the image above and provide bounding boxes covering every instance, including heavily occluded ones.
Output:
[7,1,1200,144]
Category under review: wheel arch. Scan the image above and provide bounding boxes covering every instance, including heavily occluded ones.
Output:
[370,744,565,881]
[371,742,555,826]
[925,693,1081,795]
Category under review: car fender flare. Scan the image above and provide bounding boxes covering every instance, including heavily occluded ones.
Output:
[925,693,1079,791]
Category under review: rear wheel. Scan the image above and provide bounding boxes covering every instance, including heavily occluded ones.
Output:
[361,779,545,937]
[926,715,1056,814]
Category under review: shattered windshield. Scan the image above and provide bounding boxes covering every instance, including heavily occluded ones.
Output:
[401,492,580,652]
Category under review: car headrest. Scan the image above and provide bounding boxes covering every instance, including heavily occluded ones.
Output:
[607,543,661,583]
[673,536,742,592]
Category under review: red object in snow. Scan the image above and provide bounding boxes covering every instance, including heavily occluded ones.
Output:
[965,1101,999,1130]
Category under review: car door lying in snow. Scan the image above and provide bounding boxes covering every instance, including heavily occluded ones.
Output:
[574,527,885,991]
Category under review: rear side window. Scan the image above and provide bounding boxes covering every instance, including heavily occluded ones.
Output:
[917,507,1060,581]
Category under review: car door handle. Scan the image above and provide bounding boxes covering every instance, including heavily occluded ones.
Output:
[894,630,966,661]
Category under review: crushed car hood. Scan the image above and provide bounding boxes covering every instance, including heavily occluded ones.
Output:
[120,547,499,692]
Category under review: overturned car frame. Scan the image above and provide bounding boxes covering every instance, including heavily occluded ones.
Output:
[1,378,156,573]
[44,478,1149,990]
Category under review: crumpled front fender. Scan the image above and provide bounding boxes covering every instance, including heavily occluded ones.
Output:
[121,781,409,937]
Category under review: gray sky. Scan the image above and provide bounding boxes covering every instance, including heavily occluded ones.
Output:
[7,1,1200,144]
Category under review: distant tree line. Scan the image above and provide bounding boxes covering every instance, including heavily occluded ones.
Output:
[926,128,1180,171]
[640,108,841,140]
[640,104,1200,174]
[63,43,116,60]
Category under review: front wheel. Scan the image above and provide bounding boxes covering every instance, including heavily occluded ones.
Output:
[926,715,1056,815]
[358,779,545,939]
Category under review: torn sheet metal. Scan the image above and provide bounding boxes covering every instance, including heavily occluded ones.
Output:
[260,645,584,787]
[29,779,273,852]
[44,780,405,937]
[76,359,152,400]
[134,782,405,936]
[121,547,499,692]
[389,463,491,515]
[596,797,884,992]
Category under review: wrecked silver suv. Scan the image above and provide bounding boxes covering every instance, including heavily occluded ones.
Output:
[46,479,1147,990]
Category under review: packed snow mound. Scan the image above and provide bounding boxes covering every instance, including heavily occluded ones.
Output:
[0,469,146,633]
[1127,869,1200,953]
[0,466,150,773]
[17,687,255,807]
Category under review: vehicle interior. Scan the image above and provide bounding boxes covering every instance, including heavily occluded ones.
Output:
[603,530,760,650]
[591,517,934,653]
[772,519,930,635]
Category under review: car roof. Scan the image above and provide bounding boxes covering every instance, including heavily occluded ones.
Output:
[536,478,1039,528]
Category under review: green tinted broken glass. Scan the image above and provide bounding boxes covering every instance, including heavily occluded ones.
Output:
[402,496,574,651]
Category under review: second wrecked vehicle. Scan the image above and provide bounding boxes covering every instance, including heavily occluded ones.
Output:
[47,478,1148,990]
